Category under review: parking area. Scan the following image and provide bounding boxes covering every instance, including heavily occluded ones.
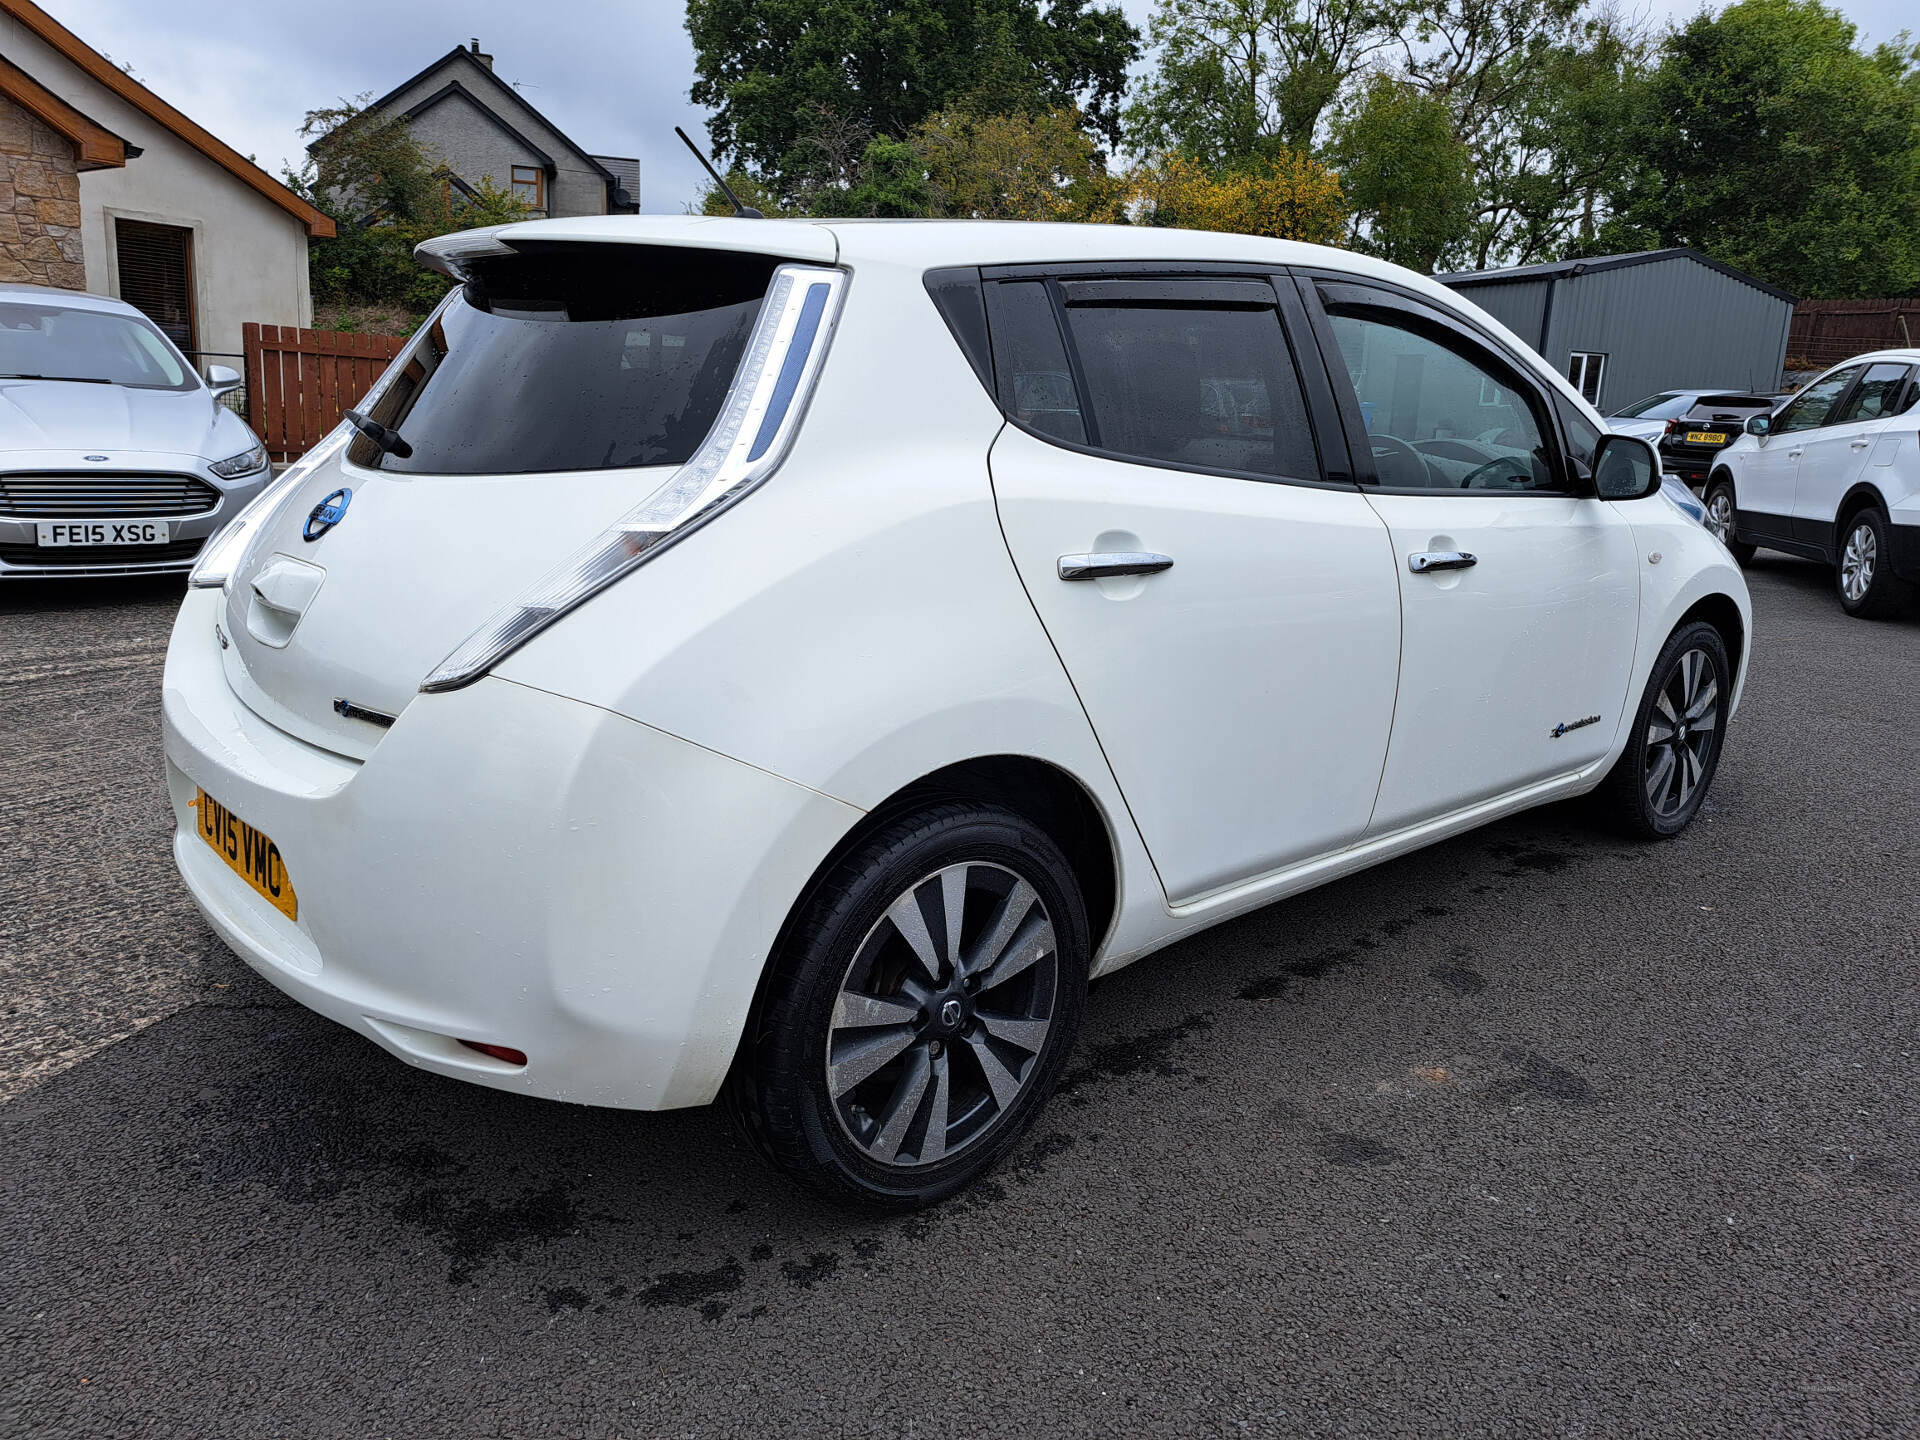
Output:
[2,557,1916,1437]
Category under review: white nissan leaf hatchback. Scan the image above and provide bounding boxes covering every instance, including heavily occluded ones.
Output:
[164,217,1751,1206]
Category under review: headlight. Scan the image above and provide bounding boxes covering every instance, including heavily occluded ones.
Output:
[419,263,846,693]
[209,443,268,479]
[189,429,348,590]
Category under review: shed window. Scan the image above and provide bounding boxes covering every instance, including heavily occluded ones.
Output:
[1568,352,1606,406]
[511,166,545,210]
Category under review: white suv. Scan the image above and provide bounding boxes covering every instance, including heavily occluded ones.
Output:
[1704,349,1920,617]
[162,218,1750,1206]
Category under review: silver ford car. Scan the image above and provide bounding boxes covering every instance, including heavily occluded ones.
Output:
[0,283,270,580]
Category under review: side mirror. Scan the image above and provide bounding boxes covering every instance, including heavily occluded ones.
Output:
[206,364,242,399]
[1744,414,1770,437]
[1591,433,1661,501]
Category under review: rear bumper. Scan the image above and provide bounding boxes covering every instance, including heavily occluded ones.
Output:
[1656,448,1727,487]
[162,586,863,1110]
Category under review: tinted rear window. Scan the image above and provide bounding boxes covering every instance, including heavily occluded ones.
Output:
[1064,301,1319,480]
[356,245,777,474]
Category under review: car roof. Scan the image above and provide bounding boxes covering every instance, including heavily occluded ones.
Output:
[1822,349,1920,368]
[426,213,1465,306]
[0,282,148,316]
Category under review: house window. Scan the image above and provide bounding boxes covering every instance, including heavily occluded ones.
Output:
[511,165,544,211]
[1568,351,1607,407]
[116,219,195,353]
[1478,375,1506,407]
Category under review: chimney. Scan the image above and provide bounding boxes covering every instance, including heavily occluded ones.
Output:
[468,38,493,71]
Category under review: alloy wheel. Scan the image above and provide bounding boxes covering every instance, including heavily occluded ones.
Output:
[1841,521,1877,603]
[826,863,1058,1168]
[1705,490,1735,545]
[1644,647,1720,819]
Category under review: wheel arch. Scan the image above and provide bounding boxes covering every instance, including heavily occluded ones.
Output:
[1675,590,1745,681]
[727,754,1123,1087]
[1834,480,1891,546]
[810,756,1119,959]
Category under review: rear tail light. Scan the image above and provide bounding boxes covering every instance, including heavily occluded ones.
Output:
[419,263,847,693]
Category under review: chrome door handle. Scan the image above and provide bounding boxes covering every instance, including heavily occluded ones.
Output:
[1851,439,1871,449]
[1408,550,1477,574]
[1058,551,1174,581]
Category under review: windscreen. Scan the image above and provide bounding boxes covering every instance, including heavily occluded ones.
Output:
[1611,393,1692,419]
[0,301,195,390]
[358,245,779,475]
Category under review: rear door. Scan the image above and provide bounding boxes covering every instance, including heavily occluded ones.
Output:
[1300,275,1640,833]
[1792,362,1912,546]
[986,270,1402,904]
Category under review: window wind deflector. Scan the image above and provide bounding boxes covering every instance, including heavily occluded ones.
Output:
[1059,278,1277,309]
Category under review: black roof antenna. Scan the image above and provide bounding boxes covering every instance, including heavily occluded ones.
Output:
[676,126,763,218]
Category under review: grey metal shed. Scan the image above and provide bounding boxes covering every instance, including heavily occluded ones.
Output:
[1435,249,1794,415]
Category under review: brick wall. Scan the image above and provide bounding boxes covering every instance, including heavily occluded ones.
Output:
[0,95,85,290]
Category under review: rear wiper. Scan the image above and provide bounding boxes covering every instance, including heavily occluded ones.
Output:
[0,373,112,383]
[344,408,413,459]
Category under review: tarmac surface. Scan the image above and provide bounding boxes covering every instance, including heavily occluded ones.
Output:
[2,554,1916,1437]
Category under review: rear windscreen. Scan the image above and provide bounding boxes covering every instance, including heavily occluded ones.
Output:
[355,245,778,475]
[1693,395,1772,412]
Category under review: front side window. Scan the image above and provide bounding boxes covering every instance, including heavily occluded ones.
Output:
[0,300,193,390]
[1060,299,1318,479]
[1325,309,1555,491]
[1832,363,1912,424]
[1774,367,1859,434]
[355,244,776,475]
[1568,351,1607,406]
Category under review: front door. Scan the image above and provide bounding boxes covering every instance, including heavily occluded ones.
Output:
[985,274,1403,905]
[1742,365,1860,544]
[1792,361,1911,547]
[1305,278,1641,834]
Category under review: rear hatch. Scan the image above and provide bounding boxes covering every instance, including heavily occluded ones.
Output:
[218,233,822,758]
[1657,394,1773,474]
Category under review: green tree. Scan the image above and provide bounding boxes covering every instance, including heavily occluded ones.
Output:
[914,106,1103,218]
[685,0,1139,200]
[1125,0,1407,164]
[1600,0,1920,297]
[1327,74,1475,271]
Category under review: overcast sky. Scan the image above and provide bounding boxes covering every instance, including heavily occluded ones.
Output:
[41,0,1917,215]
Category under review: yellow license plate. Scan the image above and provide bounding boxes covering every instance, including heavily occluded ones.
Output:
[1684,431,1726,444]
[194,787,298,921]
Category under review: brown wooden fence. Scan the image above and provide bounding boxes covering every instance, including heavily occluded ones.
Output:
[1787,300,1920,370]
[242,323,407,464]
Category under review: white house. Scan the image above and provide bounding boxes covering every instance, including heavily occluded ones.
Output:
[0,0,330,367]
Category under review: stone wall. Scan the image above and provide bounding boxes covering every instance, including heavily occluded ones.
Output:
[0,95,86,290]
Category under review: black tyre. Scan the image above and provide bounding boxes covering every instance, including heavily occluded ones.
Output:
[1596,620,1731,840]
[1704,476,1756,564]
[1835,505,1914,619]
[726,803,1089,1209]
